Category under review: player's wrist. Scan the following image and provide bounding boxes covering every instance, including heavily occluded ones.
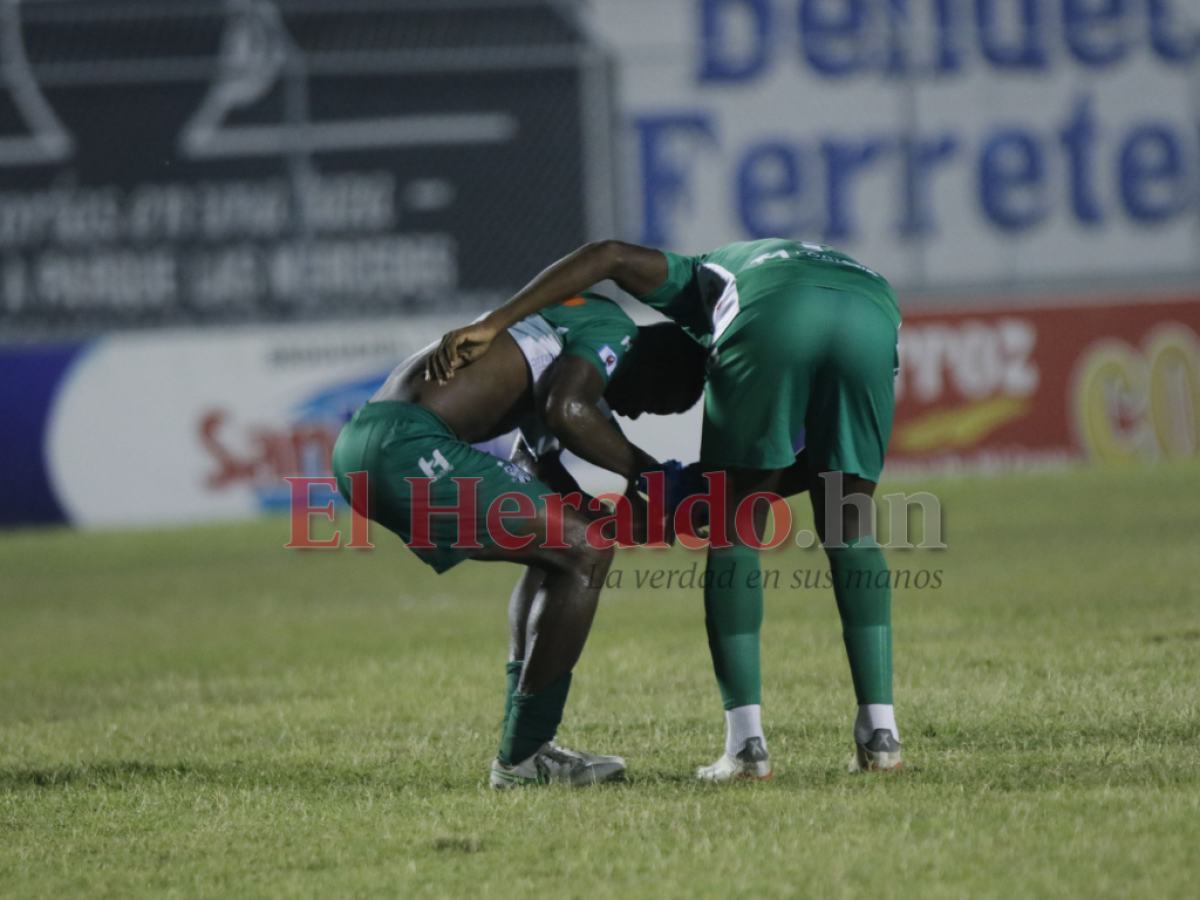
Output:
[629,448,658,481]
[479,311,510,334]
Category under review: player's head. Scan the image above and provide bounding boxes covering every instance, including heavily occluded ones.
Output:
[605,322,707,419]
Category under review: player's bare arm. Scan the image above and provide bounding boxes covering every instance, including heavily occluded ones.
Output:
[511,438,603,518]
[536,354,657,487]
[427,241,668,382]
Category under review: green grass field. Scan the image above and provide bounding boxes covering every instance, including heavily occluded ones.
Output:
[2,464,1199,899]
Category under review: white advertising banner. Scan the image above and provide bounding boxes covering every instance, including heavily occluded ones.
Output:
[43,321,440,527]
[584,0,1200,291]
[40,317,702,528]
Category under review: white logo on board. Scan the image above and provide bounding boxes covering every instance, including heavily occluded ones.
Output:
[179,0,518,161]
[0,0,74,166]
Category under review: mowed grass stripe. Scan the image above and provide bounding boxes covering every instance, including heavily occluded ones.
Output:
[1,462,1198,898]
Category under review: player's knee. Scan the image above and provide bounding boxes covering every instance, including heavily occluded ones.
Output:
[554,509,612,573]
[573,539,613,580]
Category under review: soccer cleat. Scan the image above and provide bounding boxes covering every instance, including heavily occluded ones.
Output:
[489,742,626,789]
[696,736,773,782]
[490,754,547,788]
[852,728,903,772]
[545,741,627,780]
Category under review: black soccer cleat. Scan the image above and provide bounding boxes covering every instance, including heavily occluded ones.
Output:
[853,728,903,772]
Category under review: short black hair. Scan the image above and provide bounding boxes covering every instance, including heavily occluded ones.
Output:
[611,322,708,413]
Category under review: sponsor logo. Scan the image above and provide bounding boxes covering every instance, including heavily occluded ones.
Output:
[895,318,1039,451]
[201,370,389,511]
[1072,323,1200,464]
[200,369,529,512]
[501,460,533,483]
[598,344,618,376]
[898,318,1039,404]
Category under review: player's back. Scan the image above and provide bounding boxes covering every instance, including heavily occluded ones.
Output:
[701,239,901,329]
[370,330,535,445]
[369,292,637,447]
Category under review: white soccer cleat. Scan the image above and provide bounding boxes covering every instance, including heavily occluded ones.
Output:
[489,741,626,789]
[545,740,627,777]
[696,736,773,782]
[852,728,904,772]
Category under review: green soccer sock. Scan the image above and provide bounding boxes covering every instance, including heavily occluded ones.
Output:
[827,538,893,705]
[498,672,572,766]
[501,660,523,737]
[704,544,764,710]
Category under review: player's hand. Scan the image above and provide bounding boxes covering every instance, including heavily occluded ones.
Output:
[634,460,708,544]
[636,460,706,511]
[426,321,499,383]
[626,489,650,546]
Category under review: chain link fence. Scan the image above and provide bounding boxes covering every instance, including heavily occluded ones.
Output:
[0,0,614,336]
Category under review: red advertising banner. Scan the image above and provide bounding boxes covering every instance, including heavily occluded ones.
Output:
[889,295,1200,475]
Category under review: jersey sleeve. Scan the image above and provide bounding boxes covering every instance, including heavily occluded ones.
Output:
[558,295,639,386]
[633,250,710,336]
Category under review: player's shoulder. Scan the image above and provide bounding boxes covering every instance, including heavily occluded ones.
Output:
[541,291,636,331]
[703,237,805,262]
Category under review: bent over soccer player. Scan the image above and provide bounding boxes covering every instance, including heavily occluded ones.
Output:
[332,292,703,788]
[430,238,903,780]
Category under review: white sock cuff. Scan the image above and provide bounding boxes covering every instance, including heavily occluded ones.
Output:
[855,704,898,744]
[725,704,765,756]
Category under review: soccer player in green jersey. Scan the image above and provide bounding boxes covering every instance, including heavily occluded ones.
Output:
[431,239,903,779]
[333,294,705,787]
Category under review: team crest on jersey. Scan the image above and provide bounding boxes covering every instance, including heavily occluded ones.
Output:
[499,460,533,484]
[598,344,618,376]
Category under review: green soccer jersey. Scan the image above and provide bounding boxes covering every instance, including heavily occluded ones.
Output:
[538,292,638,381]
[506,291,635,458]
[634,240,901,475]
[636,239,901,347]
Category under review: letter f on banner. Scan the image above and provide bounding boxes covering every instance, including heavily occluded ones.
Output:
[633,114,717,246]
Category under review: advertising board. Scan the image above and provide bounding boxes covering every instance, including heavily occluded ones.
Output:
[4,294,1196,528]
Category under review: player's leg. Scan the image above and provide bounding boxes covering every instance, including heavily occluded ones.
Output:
[696,465,781,782]
[501,567,542,736]
[804,289,902,771]
[334,402,621,786]
[807,469,901,770]
[690,299,820,782]
[477,512,609,692]
[504,562,629,778]
[495,551,625,784]
[474,506,623,787]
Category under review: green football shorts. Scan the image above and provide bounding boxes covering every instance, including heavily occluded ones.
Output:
[332,401,553,573]
[701,285,898,480]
